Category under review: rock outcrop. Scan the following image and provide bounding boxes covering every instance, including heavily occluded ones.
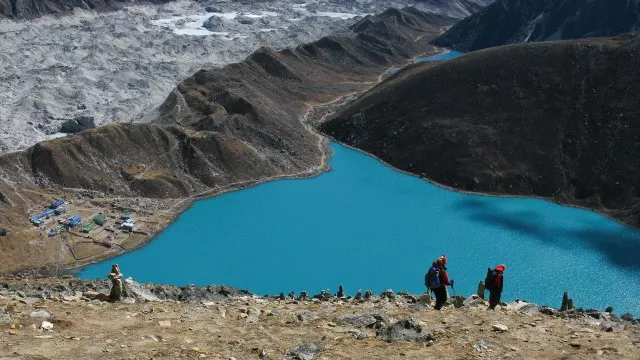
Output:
[433,0,640,52]
[321,34,640,228]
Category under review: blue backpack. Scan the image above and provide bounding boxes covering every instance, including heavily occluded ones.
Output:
[425,266,441,289]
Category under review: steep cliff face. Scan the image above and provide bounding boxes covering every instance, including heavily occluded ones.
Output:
[322,34,640,227]
[433,0,640,51]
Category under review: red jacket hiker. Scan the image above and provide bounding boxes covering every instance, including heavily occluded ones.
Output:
[431,255,453,310]
[486,264,506,310]
[432,260,452,288]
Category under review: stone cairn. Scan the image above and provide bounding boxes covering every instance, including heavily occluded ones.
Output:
[476,281,485,300]
[560,291,575,311]
[108,264,123,301]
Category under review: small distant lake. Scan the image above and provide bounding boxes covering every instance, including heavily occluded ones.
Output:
[79,143,640,314]
[416,50,464,62]
[391,50,464,75]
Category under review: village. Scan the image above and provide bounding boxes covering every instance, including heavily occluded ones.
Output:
[22,195,180,264]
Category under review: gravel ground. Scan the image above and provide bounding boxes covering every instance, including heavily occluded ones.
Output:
[0,0,481,153]
[1,278,638,359]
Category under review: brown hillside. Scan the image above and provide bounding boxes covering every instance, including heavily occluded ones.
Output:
[0,8,455,274]
[321,34,640,228]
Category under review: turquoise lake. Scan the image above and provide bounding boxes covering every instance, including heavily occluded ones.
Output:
[416,50,465,62]
[79,143,640,314]
[391,50,465,74]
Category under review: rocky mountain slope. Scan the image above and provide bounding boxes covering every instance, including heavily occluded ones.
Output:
[0,277,638,359]
[321,34,640,228]
[414,0,493,17]
[0,7,455,273]
[433,0,640,51]
[0,0,490,19]
[0,0,166,18]
[0,0,489,152]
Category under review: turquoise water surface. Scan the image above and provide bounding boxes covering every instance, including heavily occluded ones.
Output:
[417,50,464,62]
[391,50,464,74]
[79,144,640,313]
[79,143,640,313]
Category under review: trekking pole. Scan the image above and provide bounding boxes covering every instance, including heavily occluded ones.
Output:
[451,280,456,296]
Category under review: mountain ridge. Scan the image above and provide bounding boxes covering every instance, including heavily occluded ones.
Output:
[321,34,640,228]
[433,0,640,51]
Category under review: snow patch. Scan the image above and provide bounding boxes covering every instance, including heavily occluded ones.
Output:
[315,11,369,19]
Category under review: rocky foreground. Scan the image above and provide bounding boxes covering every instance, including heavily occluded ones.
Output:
[0,278,639,359]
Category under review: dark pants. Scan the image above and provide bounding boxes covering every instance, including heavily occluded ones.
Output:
[488,291,501,310]
[433,287,448,310]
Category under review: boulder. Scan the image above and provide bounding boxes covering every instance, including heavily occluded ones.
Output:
[463,294,485,307]
[0,308,11,325]
[492,323,509,332]
[518,303,542,316]
[176,284,248,302]
[450,295,465,308]
[60,116,95,134]
[335,313,387,328]
[474,339,490,352]
[205,6,222,13]
[236,15,255,25]
[30,310,51,319]
[62,291,83,302]
[348,328,367,340]
[380,289,395,300]
[600,321,625,332]
[377,318,435,343]
[297,311,318,322]
[286,343,324,360]
[124,279,159,302]
[202,16,228,31]
[312,290,332,301]
[540,307,560,316]
[0,227,7,236]
[621,313,634,322]
[417,293,431,304]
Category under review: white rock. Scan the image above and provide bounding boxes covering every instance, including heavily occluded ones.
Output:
[30,310,51,319]
[41,321,54,331]
[158,320,172,327]
[492,323,509,332]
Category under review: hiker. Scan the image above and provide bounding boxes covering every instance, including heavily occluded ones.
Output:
[425,255,454,310]
[108,264,123,301]
[485,264,506,310]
